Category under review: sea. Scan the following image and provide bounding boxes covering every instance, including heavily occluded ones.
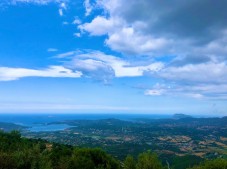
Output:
[0,113,172,132]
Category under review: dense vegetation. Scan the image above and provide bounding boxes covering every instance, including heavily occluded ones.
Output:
[188,159,227,169]
[0,131,226,169]
[0,131,165,169]
[0,131,120,169]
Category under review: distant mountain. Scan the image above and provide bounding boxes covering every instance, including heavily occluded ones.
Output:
[172,114,192,119]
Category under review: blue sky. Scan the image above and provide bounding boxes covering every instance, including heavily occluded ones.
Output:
[0,0,227,115]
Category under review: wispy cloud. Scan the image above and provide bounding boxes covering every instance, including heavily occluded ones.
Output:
[0,50,164,82]
[53,50,227,100]
[2,0,69,17]
[58,2,67,16]
[145,83,227,100]
[59,50,164,81]
[47,48,58,52]
[84,0,93,16]
[9,0,68,5]
[159,62,227,84]
[0,66,82,81]
[73,33,81,37]
[143,60,227,99]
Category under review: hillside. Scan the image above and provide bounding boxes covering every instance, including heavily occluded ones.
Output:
[0,131,120,169]
[0,131,227,169]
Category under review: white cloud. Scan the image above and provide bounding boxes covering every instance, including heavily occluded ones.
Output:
[58,8,63,16]
[84,0,93,16]
[73,33,81,37]
[112,61,163,77]
[79,0,227,59]
[58,2,67,16]
[3,0,227,101]
[47,48,58,52]
[62,21,69,25]
[145,89,164,96]
[106,27,171,55]
[0,66,82,81]
[79,15,170,55]
[6,0,68,17]
[64,50,164,78]
[60,2,66,9]
[145,83,227,99]
[55,51,76,58]
[79,11,172,56]
[79,16,120,36]
[143,62,227,99]
[159,62,227,84]
[72,19,81,25]
[10,0,68,5]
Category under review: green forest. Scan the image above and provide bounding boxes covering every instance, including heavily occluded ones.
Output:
[0,131,226,169]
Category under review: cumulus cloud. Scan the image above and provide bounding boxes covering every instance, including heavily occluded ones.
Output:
[0,66,82,81]
[2,0,227,100]
[77,0,227,99]
[106,27,171,55]
[79,16,118,36]
[80,0,227,58]
[79,16,172,55]
[97,0,227,41]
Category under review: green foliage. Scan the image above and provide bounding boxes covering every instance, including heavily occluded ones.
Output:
[188,158,227,169]
[123,151,164,169]
[1,131,226,169]
[170,155,203,169]
[69,148,120,169]
[123,155,136,169]
[136,151,163,169]
[0,152,17,169]
[0,131,120,169]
